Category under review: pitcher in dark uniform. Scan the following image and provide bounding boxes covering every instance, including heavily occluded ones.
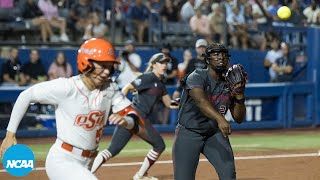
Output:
[92,53,179,180]
[172,43,246,180]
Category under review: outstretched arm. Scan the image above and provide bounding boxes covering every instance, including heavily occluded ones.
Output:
[121,83,136,96]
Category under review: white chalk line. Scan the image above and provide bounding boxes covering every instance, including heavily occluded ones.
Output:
[31,144,262,155]
[0,151,319,172]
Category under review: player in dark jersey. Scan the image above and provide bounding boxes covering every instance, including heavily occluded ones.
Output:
[172,43,246,180]
[91,53,179,180]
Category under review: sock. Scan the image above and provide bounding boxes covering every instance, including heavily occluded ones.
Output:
[137,149,159,176]
[101,149,113,161]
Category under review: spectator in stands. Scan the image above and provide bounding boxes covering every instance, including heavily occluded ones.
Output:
[177,49,193,81]
[116,40,142,88]
[173,39,208,99]
[114,0,128,42]
[244,3,265,49]
[37,0,70,42]
[189,6,211,42]
[160,0,180,22]
[83,11,108,40]
[303,0,320,26]
[251,0,268,25]
[208,3,225,44]
[0,0,21,22]
[160,43,178,85]
[224,0,235,16]
[267,0,282,21]
[68,0,96,39]
[19,0,56,43]
[48,51,72,80]
[0,47,10,60]
[123,40,142,72]
[289,0,306,26]
[116,50,142,89]
[263,39,282,82]
[180,0,196,22]
[20,49,47,86]
[226,5,249,49]
[126,0,150,43]
[185,39,208,76]
[1,48,21,84]
[272,42,295,82]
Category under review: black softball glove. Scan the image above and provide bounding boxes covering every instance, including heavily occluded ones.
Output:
[224,64,248,95]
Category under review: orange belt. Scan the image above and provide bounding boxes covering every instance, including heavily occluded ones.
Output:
[58,140,98,158]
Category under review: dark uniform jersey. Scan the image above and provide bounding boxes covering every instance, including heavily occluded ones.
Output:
[178,68,232,135]
[131,72,168,116]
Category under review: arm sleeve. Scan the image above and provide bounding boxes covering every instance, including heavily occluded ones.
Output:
[111,83,132,113]
[186,71,205,90]
[7,78,70,133]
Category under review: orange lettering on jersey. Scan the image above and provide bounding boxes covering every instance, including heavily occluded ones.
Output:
[74,111,106,131]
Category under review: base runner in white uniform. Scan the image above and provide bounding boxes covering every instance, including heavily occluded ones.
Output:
[0,38,141,179]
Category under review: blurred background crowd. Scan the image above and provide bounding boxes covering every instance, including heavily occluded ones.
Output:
[0,0,316,130]
[0,0,319,48]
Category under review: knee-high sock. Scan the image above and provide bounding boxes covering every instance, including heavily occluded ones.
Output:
[137,149,160,176]
[101,149,113,161]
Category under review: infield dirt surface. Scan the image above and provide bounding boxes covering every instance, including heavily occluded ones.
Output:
[1,127,319,180]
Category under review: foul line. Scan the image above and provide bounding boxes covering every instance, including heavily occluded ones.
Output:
[1,152,319,172]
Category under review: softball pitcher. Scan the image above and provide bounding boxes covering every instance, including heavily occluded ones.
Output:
[0,38,141,179]
[91,53,179,180]
[172,43,247,180]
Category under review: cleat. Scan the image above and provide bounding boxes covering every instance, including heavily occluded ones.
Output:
[133,172,158,180]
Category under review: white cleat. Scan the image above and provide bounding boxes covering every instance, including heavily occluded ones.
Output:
[133,172,158,180]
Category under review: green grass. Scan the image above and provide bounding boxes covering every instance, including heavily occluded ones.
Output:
[28,133,320,161]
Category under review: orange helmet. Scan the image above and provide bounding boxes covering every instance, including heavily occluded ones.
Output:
[77,38,120,73]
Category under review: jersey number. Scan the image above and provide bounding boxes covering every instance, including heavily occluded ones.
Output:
[219,105,227,116]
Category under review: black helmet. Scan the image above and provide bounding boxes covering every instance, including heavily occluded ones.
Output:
[203,43,230,73]
[204,43,230,58]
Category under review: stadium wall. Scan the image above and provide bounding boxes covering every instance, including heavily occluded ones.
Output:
[0,27,319,138]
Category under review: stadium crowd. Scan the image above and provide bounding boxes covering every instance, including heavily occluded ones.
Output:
[0,0,314,129]
[0,0,319,47]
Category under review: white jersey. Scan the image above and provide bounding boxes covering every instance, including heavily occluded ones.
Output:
[7,75,131,150]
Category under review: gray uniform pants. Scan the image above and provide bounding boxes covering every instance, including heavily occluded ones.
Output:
[108,112,165,156]
[173,124,236,180]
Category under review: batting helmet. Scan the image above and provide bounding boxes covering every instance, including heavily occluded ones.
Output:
[77,38,119,73]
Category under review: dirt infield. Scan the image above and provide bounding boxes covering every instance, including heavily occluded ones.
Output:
[1,128,320,180]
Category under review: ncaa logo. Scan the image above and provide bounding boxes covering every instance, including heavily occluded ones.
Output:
[2,144,35,177]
